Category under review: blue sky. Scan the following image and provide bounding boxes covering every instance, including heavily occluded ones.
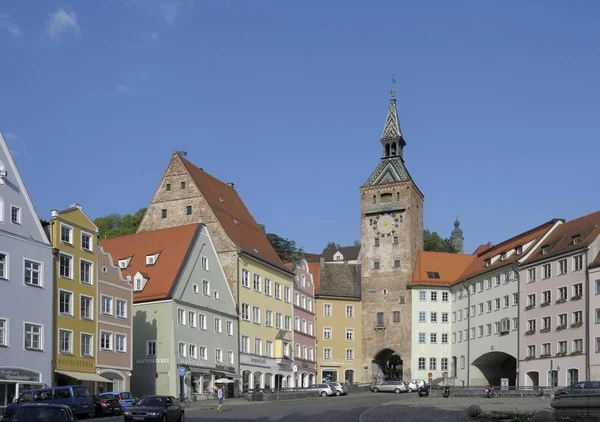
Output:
[1,0,599,254]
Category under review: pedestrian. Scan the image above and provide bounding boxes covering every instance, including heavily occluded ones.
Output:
[217,385,224,412]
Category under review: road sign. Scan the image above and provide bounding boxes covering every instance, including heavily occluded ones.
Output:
[292,365,298,373]
[178,366,186,377]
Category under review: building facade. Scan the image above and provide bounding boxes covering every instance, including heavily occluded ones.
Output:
[49,204,108,388]
[290,258,317,387]
[316,262,363,384]
[360,88,423,382]
[96,245,133,393]
[519,211,600,388]
[589,254,600,380]
[0,133,54,408]
[101,224,239,398]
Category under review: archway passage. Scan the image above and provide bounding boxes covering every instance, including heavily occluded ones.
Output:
[373,348,403,380]
[526,371,539,388]
[472,352,517,387]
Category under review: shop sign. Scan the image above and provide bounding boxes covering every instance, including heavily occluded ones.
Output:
[0,368,41,382]
[177,358,206,367]
[240,354,270,367]
[136,358,170,364]
[56,357,95,371]
[215,364,235,373]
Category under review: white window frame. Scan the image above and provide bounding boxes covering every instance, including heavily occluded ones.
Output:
[188,311,197,328]
[323,327,332,340]
[202,279,210,296]
[199,313,207,330]
[80,294,94,320]
[79,258,94,285]
[10,205,21,225]
[345,348,354,360]
[323,347,332,360]
[80,332,93,357]
[23,322,43,351]
[58,253,73,280]
[178,342,187,357]
[23,258,43,287]
[189,344,198,359]
[100,330,113,351]
[177,308,186,326]
[346,305,354,318]
[115,333,127,353]
[0,252,8,280]
[101,295,114,316]
[81,231,93,252]
[115,299,127,319]
[228,350,235,364]
[200,345,207,360]
[345,328,354,341]
[146,340,156,357]
[0,318,8,347]
[214,317,222,333]
[324,303,332,317]
[201,256,209,271]
[58,289,74,316]
[241,269,250,288]
[216,348,223,363]
[227,320,233,336]
[58,328,73,354]
[60,223,73,244]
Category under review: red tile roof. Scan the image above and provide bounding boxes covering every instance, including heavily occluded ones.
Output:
[308,262,321,293]
[100,224,200,302]
[178,155,289,273]
[410,251,476,287]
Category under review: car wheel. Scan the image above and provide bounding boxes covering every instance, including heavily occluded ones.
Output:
[321,391,327,397]
[335,391,341,396]
[163,415,168,422]
[373,387,379,393]
[395,388,401,394]
[179,410,185,422]
[408,388,413,393]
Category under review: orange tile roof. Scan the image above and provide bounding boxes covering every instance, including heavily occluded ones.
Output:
[100,224,200,302]
[410,251,476,287]
[179,155,289,273]
[308,262,321,293]
[524,210,600,266]
[459,219,559,282]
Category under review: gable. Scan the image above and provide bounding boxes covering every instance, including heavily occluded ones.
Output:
[364,158,412,187]
[55,206,98,233]
[0,133,50,245]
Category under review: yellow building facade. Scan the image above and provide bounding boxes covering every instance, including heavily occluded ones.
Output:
[315,296,363,384]
[237,254,297,391]
[50,204,105,386]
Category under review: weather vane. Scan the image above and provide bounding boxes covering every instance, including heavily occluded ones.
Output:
[390,74,396,98]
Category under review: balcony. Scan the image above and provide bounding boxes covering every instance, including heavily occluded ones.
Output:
[276,356,293,370]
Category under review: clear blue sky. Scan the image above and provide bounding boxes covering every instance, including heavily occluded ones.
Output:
[1,0,599,254]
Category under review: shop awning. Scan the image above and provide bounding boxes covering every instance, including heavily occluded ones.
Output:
[55,370,111,383]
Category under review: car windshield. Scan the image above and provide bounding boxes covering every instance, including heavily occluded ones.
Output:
[137,397,166,406]
[13,407,68,421]
[72,386,89,398]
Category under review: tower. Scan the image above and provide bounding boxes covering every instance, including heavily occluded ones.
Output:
[360,85,424,383]
[450,217,464,253]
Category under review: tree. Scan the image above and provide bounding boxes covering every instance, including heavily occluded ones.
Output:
[353,240,361,247]
[261,225,304,263]
[423,229,456,253]
[94,208,147,239]
[326,241,340,249]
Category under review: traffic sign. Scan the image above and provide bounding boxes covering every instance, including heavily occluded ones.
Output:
[178,366,186,377]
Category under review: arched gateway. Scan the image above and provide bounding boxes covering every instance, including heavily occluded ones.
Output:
[372,348,403,382]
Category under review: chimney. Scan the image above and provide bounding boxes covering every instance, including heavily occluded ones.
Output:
[320,256,325,270]
[227,182,235,188]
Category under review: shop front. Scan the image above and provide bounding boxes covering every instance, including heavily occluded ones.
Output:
[177,359,240,399]
[54,356,111,392]
[293,361,317,388]
[95,368,131,394]
[0,367,46,410]
[239,354,294,393]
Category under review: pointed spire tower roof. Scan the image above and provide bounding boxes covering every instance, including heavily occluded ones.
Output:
[380,84,406,149]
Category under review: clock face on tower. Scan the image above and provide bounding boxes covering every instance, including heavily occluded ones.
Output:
[375,213,398,236]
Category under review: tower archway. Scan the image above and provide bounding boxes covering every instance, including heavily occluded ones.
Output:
[373,348,403,381]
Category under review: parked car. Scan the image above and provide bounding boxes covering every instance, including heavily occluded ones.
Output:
[407,379,426,392]
[2,385,94,421]
[99,391,136,410]
[92,395,122,417]
[7,403,77,422]
[371,380,408,394]
[554,381,600,397]
[418,384,430,397]
[305,384,336,397]
[326,382,348,396]
[123,396,184,422]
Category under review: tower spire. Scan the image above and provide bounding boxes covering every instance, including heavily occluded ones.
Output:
[380,77,406,158]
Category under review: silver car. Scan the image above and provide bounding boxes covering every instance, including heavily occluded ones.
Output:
[371,380,408,394]
[326,382,348,396]
[305,383,336,397]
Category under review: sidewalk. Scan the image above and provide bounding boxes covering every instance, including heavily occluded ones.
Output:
[185,397,250,412]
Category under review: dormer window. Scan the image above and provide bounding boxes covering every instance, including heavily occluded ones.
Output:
[233,218,238,225]
[541,246,549,255]
[219,197,225,203]
[118,258,131,269]
[135,278,144,291]
[484,259,491,267]
[573,235,582,245]
[501,253,507,261]
[427,272,440,279]
[516,246,522,255]
[146,253,159,266]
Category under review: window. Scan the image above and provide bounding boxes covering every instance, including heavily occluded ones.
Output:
[394,259,401,267]
[573,255,583,271]
[116,299,127,319]
[441,333,448,344]
[501,252,507,261]
[252,306,260,324]
[186,205,192,215]
[11,206,21,224]
[193,284,199,294]
[24,323,42,350]
[419,312,426,323]
[527,294,536,308]
[116,334,126,353]
[308,321,313,335]
[181,181,186,189]
[264,310,273,327]
[573,311,583,325]
[274,282,281,299]
[567,369,579,385]
[178,342,187,357]
[241,269,249,288]
[430,291,438,301]
[431,333,438,343]
[541,343,551,356]
[427,272,440,279]
[419,291,426,301]
[254,339,262,355]
[253,273,261,291]
[512,293,518,306]
[374,238,380,247]
[79,232,93,251]
[307,299,313,312]
[188,311,197,328]
[24,260,42,286]
[527,345,536,358]
[495,298,500,310]
[460,356,465,369]
[573,283,583,298]
[264,278,271,296]
[59,329,72,354]
[226,320,233,336]
[101,296,113,315]
[214,317,222,333]
[486,324,492,336]
[558,313,568,328]
[0,319,6,346]
[199,346,207,360]
[284,286,291,302]
[573,338,583,352]
[100,331,113,351]
[430,312,437,323]
[418,357,426,370]
[0,253,6,279]
[393,236,399,244]
[345,349,354,360]
[324,303,332,317]
[323,348,332,360]
[81,333,92,356]
[527,268,536,283]
[373,261,380,270]
[241,304,249,321]
[285,316,291,331]
[419,332,426,344]
[393,311,401,322]
[346,328,354,341]
[177,308,186,325]
[79,295,94,319]
[59,254,72,279]
[161,209,167,218]
[189,344,197,359]
[442,292,449,302]
[542,264,551,279]
[542,317,551,330]
[503,295,510,308]
[346,305,354,318]
[199,313,207,329]
[527,319,536,333]
[202,279,210,296]
[558,286,568,301]
[429,357,437,370]
[59,224,72,244]
[558,341,567,354]
[59,290,73,316]
[166,183,171,191]
[241,336,249,354]
[470,328,475,339]
[559,259,567,275]
[146,341,156,357]
[516,245,522,255]
[323,327,332,340]
[228,350,235,364]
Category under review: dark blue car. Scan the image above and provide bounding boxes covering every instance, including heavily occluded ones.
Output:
[2,385,93,420]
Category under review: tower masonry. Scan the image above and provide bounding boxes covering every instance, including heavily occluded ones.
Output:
[360,86,424,382]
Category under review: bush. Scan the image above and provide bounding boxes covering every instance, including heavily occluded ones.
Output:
[467,405,482,417]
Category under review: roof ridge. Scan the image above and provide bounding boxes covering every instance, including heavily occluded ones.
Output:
[563,209,600,225]
[101,223,199,242]
[178,154,235,189]
[476,218,562,257]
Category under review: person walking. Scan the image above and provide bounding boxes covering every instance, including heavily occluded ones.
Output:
[217,385,224,412]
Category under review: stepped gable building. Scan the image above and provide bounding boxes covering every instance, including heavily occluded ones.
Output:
[316,260,363,384]
[359,86,424,382]
[518,210,600,387]
[136,151,293,300]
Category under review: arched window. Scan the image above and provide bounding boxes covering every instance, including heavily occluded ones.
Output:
[391,142,397,156]
[385,144,390,157]
[567,369,579,386]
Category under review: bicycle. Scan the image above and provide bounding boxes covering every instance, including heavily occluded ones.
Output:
[182,394,198,407]
[204,390,217,400]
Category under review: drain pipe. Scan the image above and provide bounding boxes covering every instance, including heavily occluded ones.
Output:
[467,284,471,388]
[585,251,590,381]
[514,265,520,390]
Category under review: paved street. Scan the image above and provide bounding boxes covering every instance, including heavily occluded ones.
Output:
[183,391,553,421]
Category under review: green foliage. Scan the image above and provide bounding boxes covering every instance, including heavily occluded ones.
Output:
[94,208,147,239]
[353,240,361,246]
[261,225,304,263]
[326,241,340,249]
[423,229,456,253]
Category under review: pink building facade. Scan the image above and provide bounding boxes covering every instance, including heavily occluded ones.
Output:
[290,258,317,387]
[96,246,134,393]
[519,211,600,388]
